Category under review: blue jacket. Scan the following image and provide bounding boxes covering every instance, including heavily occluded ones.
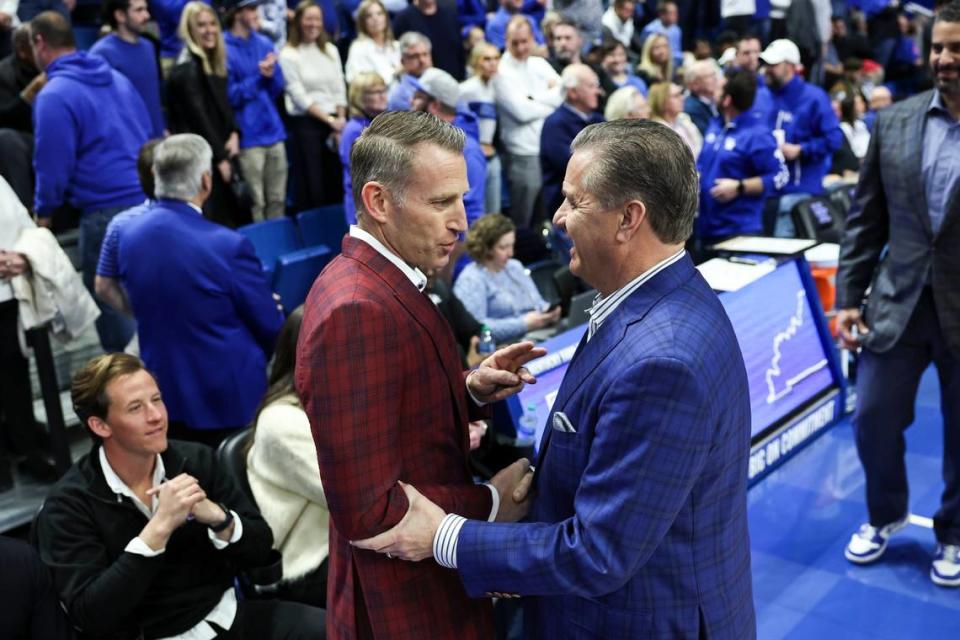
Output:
[90,34,166,138]
[697,112,789,241]
[683,94,717,136]
[766,75,842,195]
[33,52,150,216]
[118,199,284,429]
[456,256,756,639]
[225,31,286,149]
[455,110,487,227]
[485,9,545,50]
[540,104,603,216]
[149,0,201,59]
[339,116,371,225]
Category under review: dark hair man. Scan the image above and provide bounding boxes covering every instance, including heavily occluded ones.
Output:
[837,2,960,588]
[295,110,542,639]
[90,0,165,137]
[36,353,324,639]
[697,68,789,243]
[356,119,757,640]
[29,10,149,352]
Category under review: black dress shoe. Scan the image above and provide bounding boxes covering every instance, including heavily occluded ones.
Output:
[17,452,59,483]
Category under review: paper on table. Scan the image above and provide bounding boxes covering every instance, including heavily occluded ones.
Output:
[712,236,818,255]
[696,258,776,292]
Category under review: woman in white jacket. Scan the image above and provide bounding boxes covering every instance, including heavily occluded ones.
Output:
[246,306,329,607]
[344,0,401,86]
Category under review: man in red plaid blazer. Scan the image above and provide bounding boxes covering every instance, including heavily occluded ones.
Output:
[295,111,542,639]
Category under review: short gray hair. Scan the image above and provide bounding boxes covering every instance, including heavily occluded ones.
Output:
[560,63,590,91]
[571,119,698,244]
[684,59,717,86]
[399,31,431,53]
[604,86,640,120]
[350,111,464,217]
[153,134,212,201]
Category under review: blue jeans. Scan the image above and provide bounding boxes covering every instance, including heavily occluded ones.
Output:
[80,206,137,352]
[773,192,812,238]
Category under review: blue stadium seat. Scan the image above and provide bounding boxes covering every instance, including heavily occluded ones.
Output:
[272,245,335,313]
[296,205,349,253]
[237,218,302,279]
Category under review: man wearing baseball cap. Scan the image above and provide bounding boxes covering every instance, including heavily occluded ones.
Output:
[759,38,843,237]
[412,67,486,227]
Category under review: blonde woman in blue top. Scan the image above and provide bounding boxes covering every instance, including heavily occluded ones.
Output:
[454,213,560,342]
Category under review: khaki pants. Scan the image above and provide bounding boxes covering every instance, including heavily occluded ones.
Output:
[238,141,288,221]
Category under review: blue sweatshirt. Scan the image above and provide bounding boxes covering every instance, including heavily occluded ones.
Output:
[225,30,286,149]
[33,52,150,216]
[697,112,789,241]
[454,109,486,227]
[90,34,166,137]
[766,75,842,196]
[339,116,371,225]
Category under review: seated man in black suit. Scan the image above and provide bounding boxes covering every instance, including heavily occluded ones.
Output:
[36,353,325,639]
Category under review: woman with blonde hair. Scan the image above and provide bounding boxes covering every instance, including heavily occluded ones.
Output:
[636,33,674,86]
[339,72,388,225]
[281,0,347,210]
[604,85,650,121]
[166,1,243,226]
[344,0,401,85]
[648,81,702,158]
[460,41,501,214]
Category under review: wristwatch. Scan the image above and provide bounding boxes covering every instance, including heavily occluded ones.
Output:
[208,503,234,533]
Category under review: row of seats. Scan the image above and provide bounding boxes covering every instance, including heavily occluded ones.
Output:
[238,205,348,312]
[790,183,856,244]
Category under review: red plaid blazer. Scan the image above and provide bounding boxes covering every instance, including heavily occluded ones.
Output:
[295,237,495,640]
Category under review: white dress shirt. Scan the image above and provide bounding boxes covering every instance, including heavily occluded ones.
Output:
[433,249,688,569]
[98,449,244,640]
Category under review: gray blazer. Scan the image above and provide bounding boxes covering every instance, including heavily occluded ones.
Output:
[837,89,960,356]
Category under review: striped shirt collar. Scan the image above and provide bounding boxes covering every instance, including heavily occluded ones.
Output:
[349,225,428,292]
[587,249,686,341]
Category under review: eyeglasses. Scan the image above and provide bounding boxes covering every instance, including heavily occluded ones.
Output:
[364,88,387,96]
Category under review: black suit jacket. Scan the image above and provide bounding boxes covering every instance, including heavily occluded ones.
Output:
[836,89,960,356]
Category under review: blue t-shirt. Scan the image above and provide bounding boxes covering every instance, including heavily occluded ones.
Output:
[90,34,166,138]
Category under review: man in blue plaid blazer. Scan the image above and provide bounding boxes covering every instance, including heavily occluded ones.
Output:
[356,120,756,639]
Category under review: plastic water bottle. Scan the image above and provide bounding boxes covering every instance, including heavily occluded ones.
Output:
[516,403,538,448]
[477,325,495,356]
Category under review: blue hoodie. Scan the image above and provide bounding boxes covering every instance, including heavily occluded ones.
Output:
[766,75,843,196]
[33,51,151,216]
[225,30,286,149]
[454,109,486,227]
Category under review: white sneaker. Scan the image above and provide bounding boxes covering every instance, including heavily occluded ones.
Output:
[844,517,909,564]
[931,544,960,587]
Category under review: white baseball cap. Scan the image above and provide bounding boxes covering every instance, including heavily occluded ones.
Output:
[413,68,460,111]
[760,39,801,66]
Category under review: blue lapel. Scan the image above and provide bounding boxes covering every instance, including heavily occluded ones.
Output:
[534,255,698,470]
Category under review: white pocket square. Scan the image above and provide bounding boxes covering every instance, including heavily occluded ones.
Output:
[552,411,576,433]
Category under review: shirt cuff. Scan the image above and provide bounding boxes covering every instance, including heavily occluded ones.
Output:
[126,536,165,557]
[466,371,487,407]
[485,482,500,522]
[433,513,467,569]
[208,510,243,549]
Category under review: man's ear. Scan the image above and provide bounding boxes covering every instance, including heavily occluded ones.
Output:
[617,199,646,242]
[360,181,391,224]
[87,416,112,441]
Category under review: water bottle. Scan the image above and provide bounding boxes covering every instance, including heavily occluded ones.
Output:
[477,325,495,356]
[516,403,538,448]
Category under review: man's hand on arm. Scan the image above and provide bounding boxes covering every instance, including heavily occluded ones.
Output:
[837,307,869,351]
[352,482,446,561]
[191,498,236,542]
[138,473,207,552]
[467,341,547,404]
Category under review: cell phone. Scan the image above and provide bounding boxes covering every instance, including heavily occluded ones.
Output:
[545,303,561,313]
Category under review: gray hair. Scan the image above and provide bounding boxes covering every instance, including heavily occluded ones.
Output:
[683,59,717,86]
[153,133,213,201]
[399,31,431,53]
[604,86,640,121]
[560,63,589,92]
[350,111,464,217]
[571,119,698,244]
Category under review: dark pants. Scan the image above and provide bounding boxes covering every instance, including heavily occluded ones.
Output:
[217,598,326,639]
[80,207,137,352]
[855,288,960,544]
[0,300,44,457]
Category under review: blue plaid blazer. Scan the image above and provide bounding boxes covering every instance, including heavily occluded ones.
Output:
[457,255,756,639]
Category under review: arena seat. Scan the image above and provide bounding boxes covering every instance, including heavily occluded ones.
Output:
[296,205,349,254]
[237,218,303,280]
[272,245,335,313]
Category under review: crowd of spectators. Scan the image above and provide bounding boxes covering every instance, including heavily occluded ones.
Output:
[0,0,955,636]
